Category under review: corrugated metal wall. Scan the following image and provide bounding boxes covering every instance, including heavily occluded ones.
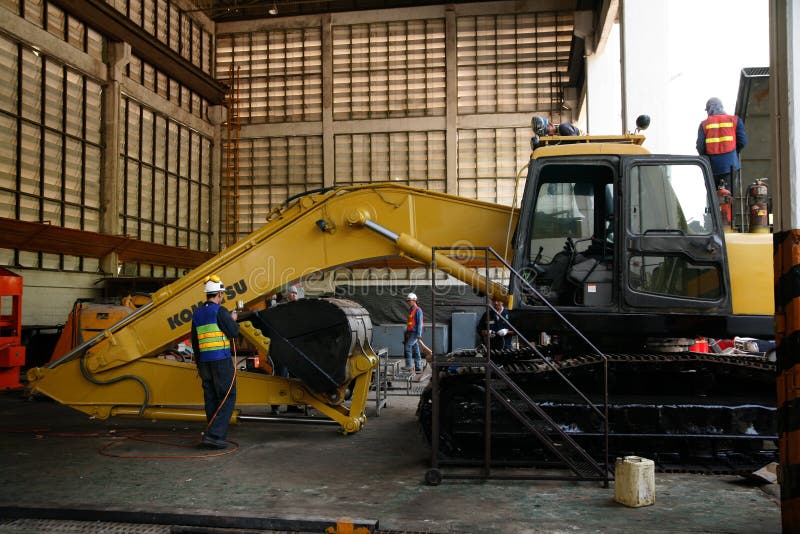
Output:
[0,2,104,272]
[218,27,322,123]
[331,19,446,120]
[457,13,570,113]
[1,1,576,267]
[119,96,213,277]
[217,5,575,244]
[235,136,324,235]
[0,0,215,278]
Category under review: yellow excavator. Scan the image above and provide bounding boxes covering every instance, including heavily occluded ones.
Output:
[26,120,776,471]
[27,183,516,434]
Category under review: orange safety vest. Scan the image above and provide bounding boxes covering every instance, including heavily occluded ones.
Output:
[702,114,738,155]
[406,304,423,332]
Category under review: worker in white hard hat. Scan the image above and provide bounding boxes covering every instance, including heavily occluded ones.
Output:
[403,292,424,372]
[190,274,239,449]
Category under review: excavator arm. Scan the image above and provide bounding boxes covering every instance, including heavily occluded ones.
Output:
[26,184,517,432]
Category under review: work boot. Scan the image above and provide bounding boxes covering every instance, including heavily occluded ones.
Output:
[201,434,228,449]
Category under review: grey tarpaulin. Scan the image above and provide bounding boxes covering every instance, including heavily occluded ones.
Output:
[332,285,487,325]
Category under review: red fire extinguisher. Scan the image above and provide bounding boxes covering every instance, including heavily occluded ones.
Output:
[717,186,733,231]
[747,179,769,233]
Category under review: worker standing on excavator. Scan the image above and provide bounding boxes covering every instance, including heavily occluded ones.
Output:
[696,97,747,192]
[403,293,424,373]
[191,275,239,449]
[532,116,581,137]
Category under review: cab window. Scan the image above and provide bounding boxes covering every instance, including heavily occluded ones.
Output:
[529,180,595,263]
[626,163,720,299]
[628,164,713,236]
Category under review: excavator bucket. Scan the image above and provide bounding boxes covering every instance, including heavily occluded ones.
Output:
[246,298,373,396]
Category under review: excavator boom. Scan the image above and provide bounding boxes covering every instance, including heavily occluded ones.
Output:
[26,184,518,429]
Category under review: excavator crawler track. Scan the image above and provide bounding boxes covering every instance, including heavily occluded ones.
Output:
[418,348,777,474]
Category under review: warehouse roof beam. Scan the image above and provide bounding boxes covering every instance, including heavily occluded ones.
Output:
[48,0,227,103]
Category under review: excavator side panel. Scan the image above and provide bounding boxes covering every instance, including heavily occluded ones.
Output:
[725,231,774,316]
[27,357,333,421]
[49,303,134,364]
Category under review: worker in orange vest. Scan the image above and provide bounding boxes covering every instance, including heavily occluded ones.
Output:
[696,97,747,192]
[403,292,424,372]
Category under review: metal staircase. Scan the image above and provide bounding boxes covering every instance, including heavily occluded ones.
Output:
[486,361,607,480]
[425,246,611,485]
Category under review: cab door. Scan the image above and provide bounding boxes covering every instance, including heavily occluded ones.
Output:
[620,156,731,313]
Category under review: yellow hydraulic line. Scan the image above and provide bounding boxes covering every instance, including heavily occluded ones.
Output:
[397,233,511,306]
[347,211,510,306]
[110,406,229,422]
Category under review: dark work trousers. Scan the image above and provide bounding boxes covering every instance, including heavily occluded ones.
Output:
[197,357,237,441]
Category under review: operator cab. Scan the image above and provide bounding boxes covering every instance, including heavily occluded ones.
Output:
[510,137,732,347]
[520,163,615,307]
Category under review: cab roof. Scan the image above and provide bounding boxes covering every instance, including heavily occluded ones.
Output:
[531,134,651,159]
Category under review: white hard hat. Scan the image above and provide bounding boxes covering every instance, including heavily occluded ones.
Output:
[288,286,298,294]
[204,276,225,295]
[406,292,417,301]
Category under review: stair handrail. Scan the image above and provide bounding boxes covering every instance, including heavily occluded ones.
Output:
[433,246,607,415]
[430,245,610,483]
[487,360,605,477]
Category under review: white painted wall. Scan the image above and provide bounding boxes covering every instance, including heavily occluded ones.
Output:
[585,23,622,135]
[16,270,102,326]
[772,0,800,232]
[591,0,770,154]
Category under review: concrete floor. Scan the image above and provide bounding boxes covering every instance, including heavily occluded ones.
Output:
[0,384,782,534]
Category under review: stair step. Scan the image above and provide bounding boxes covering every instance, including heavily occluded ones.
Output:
[487,378,509,390]
[569,459,606,478]
[486,364,608,481]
